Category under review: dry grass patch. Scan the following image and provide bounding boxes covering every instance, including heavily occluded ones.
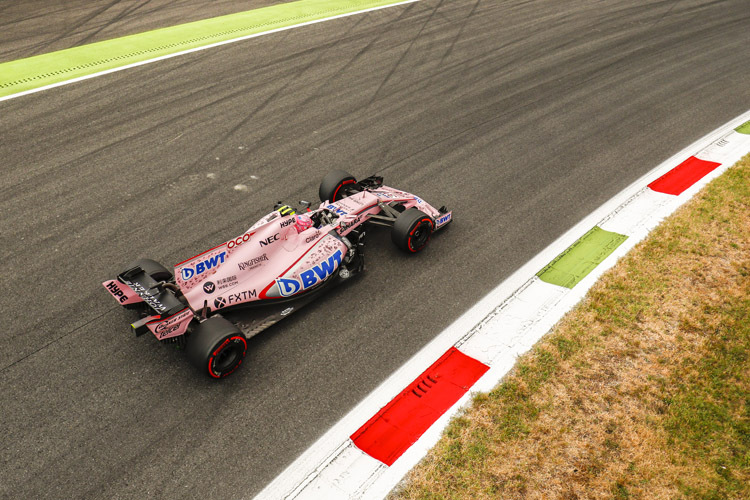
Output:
[391,155,750,500]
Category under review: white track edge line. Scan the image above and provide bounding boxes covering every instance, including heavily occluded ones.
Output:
[0,0,420,103]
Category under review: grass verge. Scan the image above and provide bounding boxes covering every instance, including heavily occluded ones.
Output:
[392,154,750,500]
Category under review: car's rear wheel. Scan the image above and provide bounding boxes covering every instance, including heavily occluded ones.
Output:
[391,208,434,253]
[319,170,357,203]
[186,317,247,379]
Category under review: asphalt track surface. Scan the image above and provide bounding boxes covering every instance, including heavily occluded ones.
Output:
[2,0,749,498]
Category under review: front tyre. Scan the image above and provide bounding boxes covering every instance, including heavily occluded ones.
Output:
[186,317,247,379]
[319,170,357,203]
[391,208,434,253]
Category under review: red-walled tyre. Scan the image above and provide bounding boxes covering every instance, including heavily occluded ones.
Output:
[186,317,247,379]
[319,170,357,203]
[391,208,434,253]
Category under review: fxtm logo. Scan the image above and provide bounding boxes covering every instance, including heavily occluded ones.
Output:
[276,249,343,297]
[259,233,280,247]
[213,290,257,309]
[180,252,227,281]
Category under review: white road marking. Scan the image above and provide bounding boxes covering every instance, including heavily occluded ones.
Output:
[0,0,420,103]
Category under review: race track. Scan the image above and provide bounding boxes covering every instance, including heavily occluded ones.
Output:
[2,0,749,498]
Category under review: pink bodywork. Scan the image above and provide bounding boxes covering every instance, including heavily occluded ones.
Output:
[174,185,448,315]
[145,308,192,340]
[102,279,142,305]
[102,279,194,340]
[105,184,451,341]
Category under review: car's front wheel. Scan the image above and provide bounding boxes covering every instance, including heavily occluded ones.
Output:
[319,170,357,203]
[391,208,434,253]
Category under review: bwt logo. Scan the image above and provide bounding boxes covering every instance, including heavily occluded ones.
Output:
[436,213,452,226]
[276,249,343,297]
[180,252,227,281]
[326,204,347,216]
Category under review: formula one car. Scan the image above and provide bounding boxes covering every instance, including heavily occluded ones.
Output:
[103,170,452,378]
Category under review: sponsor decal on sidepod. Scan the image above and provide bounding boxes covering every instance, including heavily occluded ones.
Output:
[213,290,258,309]
[276,249,343,297]
[180,252,227,281]
[238,254,269,271]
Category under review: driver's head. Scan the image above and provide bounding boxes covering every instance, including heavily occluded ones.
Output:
[294,214,313,233]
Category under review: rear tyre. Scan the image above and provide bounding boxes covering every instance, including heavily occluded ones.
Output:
[319,170,357,203]
[391,208,434,253]
[186,317,247,379]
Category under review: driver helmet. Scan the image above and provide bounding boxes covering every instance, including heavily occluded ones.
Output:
[294,214,313,233]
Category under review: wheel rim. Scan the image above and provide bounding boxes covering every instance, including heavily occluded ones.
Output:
[409,222,431,251]
[213,345,240,373]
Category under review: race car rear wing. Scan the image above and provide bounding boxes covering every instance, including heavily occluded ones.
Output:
[107,265,185,318]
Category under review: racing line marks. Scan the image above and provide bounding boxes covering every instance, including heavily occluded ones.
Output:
[0,0,421,100]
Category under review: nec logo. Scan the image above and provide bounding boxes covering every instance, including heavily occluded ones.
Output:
[276,249,343,297]
[259,233,280,247]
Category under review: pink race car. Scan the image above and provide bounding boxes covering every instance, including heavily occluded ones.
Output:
[103,171,452,378]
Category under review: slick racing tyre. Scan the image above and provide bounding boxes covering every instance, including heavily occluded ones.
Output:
[124,258,173,282]
[186,317,247,379]
[392,208,434,253]
[319,170,357,203]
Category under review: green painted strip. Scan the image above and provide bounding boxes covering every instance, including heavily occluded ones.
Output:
[0,0,412,98]
[735,120,750,135]
[537,226,628,289]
